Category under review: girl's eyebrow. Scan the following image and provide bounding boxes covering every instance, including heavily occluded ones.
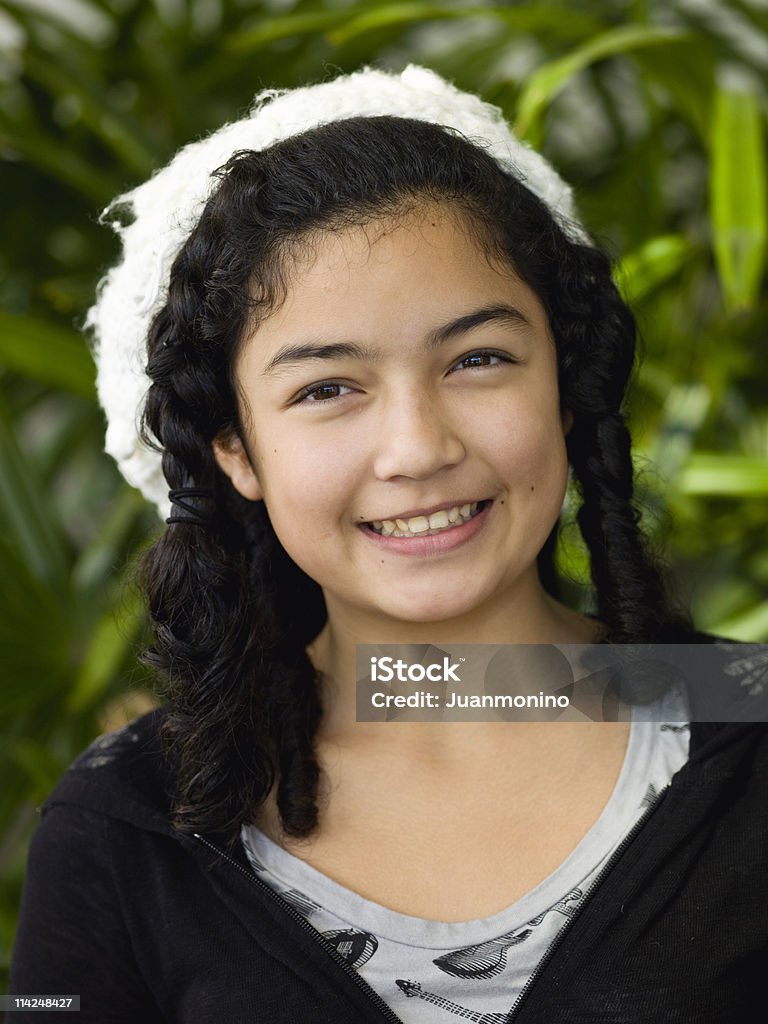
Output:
[426,303,531,348]
[261,303,532,375]
[263,340,374,375]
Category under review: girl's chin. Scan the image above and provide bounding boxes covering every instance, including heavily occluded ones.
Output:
[363,591,490,630]
[322,589,483,631]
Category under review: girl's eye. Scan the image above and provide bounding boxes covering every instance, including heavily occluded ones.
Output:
[296,382,354,404]
[451,350,515,372]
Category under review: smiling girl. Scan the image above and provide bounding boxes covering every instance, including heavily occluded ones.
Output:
[216,206,581,640]
[9,66,768,1023]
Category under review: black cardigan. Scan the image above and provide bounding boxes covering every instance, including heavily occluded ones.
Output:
[9,659,768,1022]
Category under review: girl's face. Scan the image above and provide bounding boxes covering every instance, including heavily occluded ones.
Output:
[214,206,572,632]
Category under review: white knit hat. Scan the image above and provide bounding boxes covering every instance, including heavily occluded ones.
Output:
[86,64,587,517]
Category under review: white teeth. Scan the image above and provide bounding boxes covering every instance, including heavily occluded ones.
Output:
[368,501,485,537]
[429,510,450,529]
[408,516,430,533]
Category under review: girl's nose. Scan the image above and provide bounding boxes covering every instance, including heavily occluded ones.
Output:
[372,391,466,481]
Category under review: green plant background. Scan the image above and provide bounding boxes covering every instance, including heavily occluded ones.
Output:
[1,0,767,985]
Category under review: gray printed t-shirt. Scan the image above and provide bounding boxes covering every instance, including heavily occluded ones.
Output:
[241,688,690,1024]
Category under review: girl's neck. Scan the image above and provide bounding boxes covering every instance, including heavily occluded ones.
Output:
[307,575,603,745]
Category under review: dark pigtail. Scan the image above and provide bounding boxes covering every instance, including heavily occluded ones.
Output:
[568,413,688,642]
[140,221,322,845]
[543,249,692,644]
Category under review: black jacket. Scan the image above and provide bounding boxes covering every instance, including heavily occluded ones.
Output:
[9,658,768,1023]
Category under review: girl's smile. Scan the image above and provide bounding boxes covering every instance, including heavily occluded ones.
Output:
[363,496,486,535]
[360,497,492,555]
[214,204,574,637]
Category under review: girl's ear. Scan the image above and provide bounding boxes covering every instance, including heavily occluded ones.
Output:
[561,407,574,435]
[212,431,263,501]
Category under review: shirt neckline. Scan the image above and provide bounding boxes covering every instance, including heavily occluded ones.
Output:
[241,691,689,947]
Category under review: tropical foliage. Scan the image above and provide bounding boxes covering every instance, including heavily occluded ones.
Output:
[1,0,766,983]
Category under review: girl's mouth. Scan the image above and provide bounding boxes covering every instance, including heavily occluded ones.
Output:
[364,500,489,538]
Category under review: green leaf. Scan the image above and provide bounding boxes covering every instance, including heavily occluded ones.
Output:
[615,234,693,304]
[643,383,711,482]
[632,38,715,142]
[66,587,146,714]
[326,4,604,49]
[226,9,354,50]
[21,51,159,178]
[0,540,71,715]
[0,0,114,43]
[486,6,604,37]
[710,601,768,643]
[515,25,687,142]
[727,0,768,36]
[676,454,768,496]
[6,740,67,800]
[0,118,116,204]
[710,88,768,311]
[556,524,591,587]
[72,485,149,592]
[0,314,96,398]
[0,400,70,586]
[328,4,491,47]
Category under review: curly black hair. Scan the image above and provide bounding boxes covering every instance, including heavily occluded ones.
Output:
[139,115,693,847]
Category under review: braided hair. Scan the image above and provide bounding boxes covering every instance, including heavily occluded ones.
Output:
[139,116,692,846]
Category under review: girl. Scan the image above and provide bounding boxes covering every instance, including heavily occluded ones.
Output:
[9,66,768,1023]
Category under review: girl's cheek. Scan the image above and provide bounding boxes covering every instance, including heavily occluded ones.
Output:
[485,412,567,472]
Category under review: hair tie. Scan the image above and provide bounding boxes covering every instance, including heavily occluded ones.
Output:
[166,488,215,528]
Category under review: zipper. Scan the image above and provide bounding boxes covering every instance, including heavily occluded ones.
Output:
[195,783,670,1024]
[193,832,405,1024]
[504,782,671,1022]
